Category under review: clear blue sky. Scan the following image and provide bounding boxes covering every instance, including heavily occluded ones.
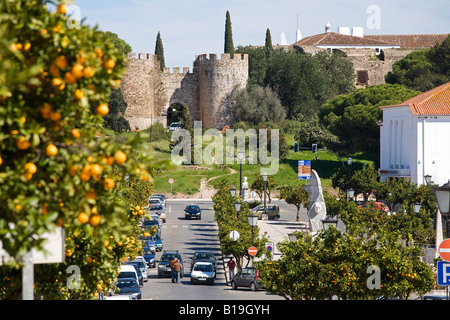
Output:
[71,0,449,68]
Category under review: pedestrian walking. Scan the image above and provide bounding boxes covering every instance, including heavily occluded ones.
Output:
[227,257,236,281]
[169,257,178,283]
[172,258,182,283]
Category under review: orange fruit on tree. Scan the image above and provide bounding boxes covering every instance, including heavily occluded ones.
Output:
[94,48,103,59]
[64,71,76,85]
[40,102,52,119]
[56,4,67,15]
[0,155,2,166]
[89,214,101,227]
[71,64,84,79]
[103,58,115,70]
[46,144,58,157]
[71,128,81,138]
[76,51,86,64]
[16,136,31,150]
[96,103,109,116]
[114,151,127,164]
[25,162,37,174]
[74,89,84,100]
[77,212,89,224]
[49,111,62,121]
[103,178,115,190]
[49,64,60,77]
[83,66,94,78]
[51,77,63,88]
[55,55,68,69]
[24,172,33,181]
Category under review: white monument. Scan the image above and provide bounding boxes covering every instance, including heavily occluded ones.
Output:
[242,176,249,202]
[303,170,328,234]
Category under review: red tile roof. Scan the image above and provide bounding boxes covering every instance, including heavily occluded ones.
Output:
[290,33,449,49]
[365,34,449,48]
[290,32,394,47]
[381,82,450,115]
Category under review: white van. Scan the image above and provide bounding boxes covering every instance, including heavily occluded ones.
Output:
[118,265,140,286]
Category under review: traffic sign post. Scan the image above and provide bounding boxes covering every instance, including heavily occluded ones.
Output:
[169,178,174,194]
[437,261,450,286]
[438,239,450,262]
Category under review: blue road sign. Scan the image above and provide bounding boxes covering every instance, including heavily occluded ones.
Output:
[298,160,311,180]
[437,261,450,285]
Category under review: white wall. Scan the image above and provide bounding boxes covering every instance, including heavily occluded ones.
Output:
[380,106,450,185]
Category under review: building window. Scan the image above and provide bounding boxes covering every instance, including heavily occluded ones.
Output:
[357,70,369,85]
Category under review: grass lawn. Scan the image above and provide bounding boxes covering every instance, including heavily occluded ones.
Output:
[142,132,375,195]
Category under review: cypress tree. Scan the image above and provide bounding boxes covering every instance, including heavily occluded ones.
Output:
[224,11,234,56]
[154,31,165,71]
[265,28,273,49]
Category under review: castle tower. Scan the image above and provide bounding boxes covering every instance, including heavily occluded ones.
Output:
[196,53,248,129]
[121,53,160,129]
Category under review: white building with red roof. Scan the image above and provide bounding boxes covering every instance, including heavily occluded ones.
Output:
[379,82,450,185]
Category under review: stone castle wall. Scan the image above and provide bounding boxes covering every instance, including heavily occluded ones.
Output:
[121,52,248,130]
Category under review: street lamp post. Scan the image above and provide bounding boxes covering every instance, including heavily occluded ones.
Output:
[322,216,338,230]
[234,201,241,218]
[347,188,354,201]
[247,214,258,247]
[262,173,268,220]
[230,184,236,198]
[237,151,245,197]
[347,157,353,178]
[432,180,450,238]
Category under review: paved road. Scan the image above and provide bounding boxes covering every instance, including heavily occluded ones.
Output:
[140,199,288,300]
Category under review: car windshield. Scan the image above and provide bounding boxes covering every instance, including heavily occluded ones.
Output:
[143,220,158,226]
[128,261,145,269]
[150,205,163,211]
[194,264,213,272]
[118,272,135,279]
[194,252,213,260]
[116,279,139,289]
[186,205,199,210]
[161,254,178,262]
[143,247,154,255]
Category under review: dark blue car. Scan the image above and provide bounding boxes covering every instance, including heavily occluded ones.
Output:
[143,246,156,268]
[184,205,201,220]
[115,278,142,299]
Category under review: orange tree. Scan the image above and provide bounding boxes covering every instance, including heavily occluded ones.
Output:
[212,178,265,270]
[255,203,435,300]
[0,0,159,299]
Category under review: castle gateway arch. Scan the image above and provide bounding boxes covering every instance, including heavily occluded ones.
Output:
[121,52,248,130]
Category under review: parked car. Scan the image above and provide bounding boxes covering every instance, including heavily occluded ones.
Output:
[250,204,280,220]
[124,259,148,281]
[148,205,166,222]
[153,234,163,251]
[169,122,181,132]
[230,267,263,291]
[121,263,144,287]
[157,250,185,278]
[358,201,389,212]
[114,278,142,299]
[184,205,202,220]
[149,197,164,208]
[118,265,141,288]
[152,194,166,206]
[190,262,215,285]
[142,247,156,268]
[190,250,216,275]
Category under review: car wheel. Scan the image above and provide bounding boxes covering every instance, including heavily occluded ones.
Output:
[210,279,215,286]
[231,281,237,290]
[273,215,280,221]
[190,279,194,285]
[250,282,257,291]
[185,215,188,219]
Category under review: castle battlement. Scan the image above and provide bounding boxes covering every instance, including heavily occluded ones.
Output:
[163,66,192,75]
[195,53,248,62]
[127,52,158,61]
